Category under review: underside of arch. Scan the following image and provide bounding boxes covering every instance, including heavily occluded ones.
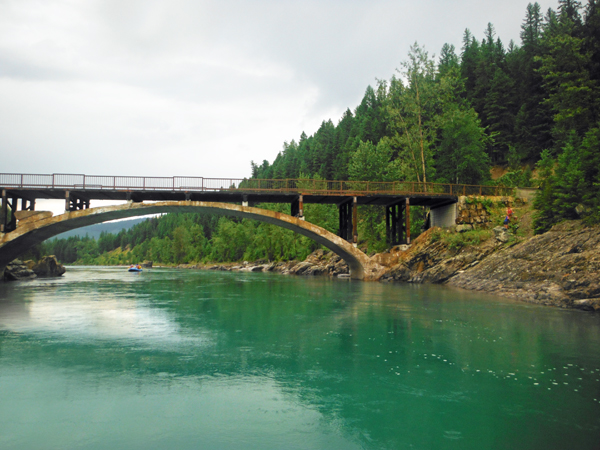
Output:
[0,201,383,280]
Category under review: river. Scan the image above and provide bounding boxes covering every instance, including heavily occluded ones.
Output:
[0,267,599,449]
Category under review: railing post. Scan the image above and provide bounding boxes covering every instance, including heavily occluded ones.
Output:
[20,174,23,188]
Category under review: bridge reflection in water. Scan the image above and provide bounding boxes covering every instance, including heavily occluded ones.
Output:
[0,173,510,279]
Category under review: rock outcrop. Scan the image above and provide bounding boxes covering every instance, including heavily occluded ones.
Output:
[201,249,350,278]
[25,256,66,277]
[3,259,36,280]
[448,221,600,310]
[376,221,600,311]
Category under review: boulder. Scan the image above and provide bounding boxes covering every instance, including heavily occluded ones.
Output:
[4,259,37,281]
[289,261,314,275]
[493,226,510,243]
[26,256,66,277]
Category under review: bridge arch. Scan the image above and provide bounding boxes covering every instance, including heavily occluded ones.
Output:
[0,201,382,280]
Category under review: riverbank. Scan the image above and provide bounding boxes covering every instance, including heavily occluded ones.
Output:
[374,220,600,311]
[7,215,598,310]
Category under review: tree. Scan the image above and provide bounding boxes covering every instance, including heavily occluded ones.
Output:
[435,106,491,184]
[537,10,598,148]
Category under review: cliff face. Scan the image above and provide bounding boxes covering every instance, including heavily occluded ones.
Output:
[448,221,600,310]
[378,221,600,311]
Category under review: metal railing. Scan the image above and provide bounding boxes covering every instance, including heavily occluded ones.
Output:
[0,173,512,197]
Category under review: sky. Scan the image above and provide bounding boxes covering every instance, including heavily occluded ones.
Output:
[1,0,560,183]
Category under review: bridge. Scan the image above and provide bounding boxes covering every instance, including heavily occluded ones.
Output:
[0,173,510,280]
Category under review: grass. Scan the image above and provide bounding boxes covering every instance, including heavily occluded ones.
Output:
[430,228,493,251]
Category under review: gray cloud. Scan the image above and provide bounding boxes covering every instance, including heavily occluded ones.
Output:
[0,0,559,179]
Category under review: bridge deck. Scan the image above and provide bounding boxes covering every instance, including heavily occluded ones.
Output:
[0,173,509,207]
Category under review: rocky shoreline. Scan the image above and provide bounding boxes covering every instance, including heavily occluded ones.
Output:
[377,220,600,311]
[174,249,351,278]
[191,220,600,311]
[4,220,599,311]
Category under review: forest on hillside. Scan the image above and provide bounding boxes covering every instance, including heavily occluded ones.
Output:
[40,0,600,265]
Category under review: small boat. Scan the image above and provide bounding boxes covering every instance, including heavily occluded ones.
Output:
[128,264,143,272]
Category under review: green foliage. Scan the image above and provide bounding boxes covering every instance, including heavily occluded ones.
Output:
[493,167,534,188]
[430,228,493,251]
[533,125,600,232]
[40,1,600,263]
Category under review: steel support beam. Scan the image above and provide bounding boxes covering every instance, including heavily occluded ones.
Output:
[338,198,353,242]
[406,197,411,244]
[385,200,404,246]
[352,196,358,246]
[65,190,90,212]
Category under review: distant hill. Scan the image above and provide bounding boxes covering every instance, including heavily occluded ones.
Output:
[52,217,150,240]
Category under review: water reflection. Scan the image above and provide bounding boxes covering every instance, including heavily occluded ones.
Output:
[0,268,599,450]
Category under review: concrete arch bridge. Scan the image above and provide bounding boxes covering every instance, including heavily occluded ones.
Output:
[0,202,385,280]
[0,173,511,280]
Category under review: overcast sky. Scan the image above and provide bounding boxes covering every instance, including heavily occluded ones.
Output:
[1,0,559,181]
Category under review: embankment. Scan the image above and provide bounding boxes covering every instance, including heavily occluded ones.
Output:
[377,220,600,311]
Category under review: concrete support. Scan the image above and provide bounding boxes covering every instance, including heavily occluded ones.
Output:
[292,195,304,219]
[65,191,70,212]
[0,190,7,233]
[430,203,458,228]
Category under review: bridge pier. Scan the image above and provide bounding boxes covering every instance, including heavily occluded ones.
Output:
[65,191,90,212]
[1,192,38,233]
[1,191,20,233]
[430,203,457,228]
[338,197,357,245]
[385,197,411,246]
[291,195,304,219]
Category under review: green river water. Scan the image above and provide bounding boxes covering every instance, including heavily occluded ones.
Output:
[0,267,599,449]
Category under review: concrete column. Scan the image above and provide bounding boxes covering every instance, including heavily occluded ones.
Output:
[298,195,304,220]
[0,190,7,233]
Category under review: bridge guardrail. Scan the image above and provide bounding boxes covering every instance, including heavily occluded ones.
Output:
[0,173,513,197]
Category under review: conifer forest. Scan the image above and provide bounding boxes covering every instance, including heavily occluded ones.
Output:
[42,1,600,265]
